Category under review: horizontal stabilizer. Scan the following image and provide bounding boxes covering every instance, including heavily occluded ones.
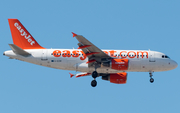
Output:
[9,44,31,57]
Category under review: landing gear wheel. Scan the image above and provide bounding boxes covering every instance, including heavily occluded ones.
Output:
[92,71,98,78]
[91,80,97,87]
[149,72,154,83]
[150,78,154,83]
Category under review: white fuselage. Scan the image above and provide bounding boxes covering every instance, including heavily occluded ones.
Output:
[4,49,178,73]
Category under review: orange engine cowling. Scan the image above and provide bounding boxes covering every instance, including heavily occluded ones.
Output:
[111,59,129,70]
[102,72,127,84]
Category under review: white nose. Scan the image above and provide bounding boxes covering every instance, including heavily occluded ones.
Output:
[171,60,178,69]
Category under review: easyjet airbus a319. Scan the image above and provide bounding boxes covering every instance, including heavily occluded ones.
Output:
[4,19,178,87]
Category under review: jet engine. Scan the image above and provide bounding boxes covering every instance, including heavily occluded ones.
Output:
[102,72,127,84]
[102,59,129,70]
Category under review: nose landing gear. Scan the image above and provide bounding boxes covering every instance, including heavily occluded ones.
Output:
[150,78,154,83]
[149,72,154,83]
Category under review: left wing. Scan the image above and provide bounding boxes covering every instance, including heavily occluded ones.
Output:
[72,32,112,67]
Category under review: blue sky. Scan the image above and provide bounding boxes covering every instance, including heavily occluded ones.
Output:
[1,0,180,113]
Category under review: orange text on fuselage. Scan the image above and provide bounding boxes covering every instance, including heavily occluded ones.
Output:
[52,50,148,60]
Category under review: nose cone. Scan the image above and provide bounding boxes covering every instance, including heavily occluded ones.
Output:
[171,60,178,69]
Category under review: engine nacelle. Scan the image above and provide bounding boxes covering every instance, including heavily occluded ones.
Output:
[101,59,129,70]
[111,59,129,70]
[102,72,127,84]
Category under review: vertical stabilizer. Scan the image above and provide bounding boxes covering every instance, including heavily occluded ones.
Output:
[8,19,44,49]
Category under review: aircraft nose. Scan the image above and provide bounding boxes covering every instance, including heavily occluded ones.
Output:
[171,60,178,69]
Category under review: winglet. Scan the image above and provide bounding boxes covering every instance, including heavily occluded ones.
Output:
[69,73,74,78]
[72,32,77,37]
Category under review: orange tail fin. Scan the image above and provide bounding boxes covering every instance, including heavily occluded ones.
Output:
[8,19,44,49]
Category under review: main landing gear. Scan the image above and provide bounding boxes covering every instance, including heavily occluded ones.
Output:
[149,72,154,83]
[91,71,98,87]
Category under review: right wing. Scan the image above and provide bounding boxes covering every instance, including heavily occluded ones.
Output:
[69,72,91,78]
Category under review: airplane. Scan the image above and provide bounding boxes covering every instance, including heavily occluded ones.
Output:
[3,19,178,87]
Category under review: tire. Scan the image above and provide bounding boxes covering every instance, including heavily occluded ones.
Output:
[150,78,154,83]
[92,71,98,78]
[91,80,97,87]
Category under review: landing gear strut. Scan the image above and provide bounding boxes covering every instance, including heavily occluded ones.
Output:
[149,72,154,83]
[91,71,98,87]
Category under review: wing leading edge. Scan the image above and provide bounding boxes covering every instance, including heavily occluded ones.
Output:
[72,32,112,67]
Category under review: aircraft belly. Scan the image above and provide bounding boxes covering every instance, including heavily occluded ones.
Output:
[128,59,159,72]
[128,59,142,72]
[49,58,67,70]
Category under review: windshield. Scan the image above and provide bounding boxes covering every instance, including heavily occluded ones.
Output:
[162,55,170,59]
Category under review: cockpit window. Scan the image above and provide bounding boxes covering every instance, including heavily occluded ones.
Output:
[162,55,170,59]
[165,55,170,59]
